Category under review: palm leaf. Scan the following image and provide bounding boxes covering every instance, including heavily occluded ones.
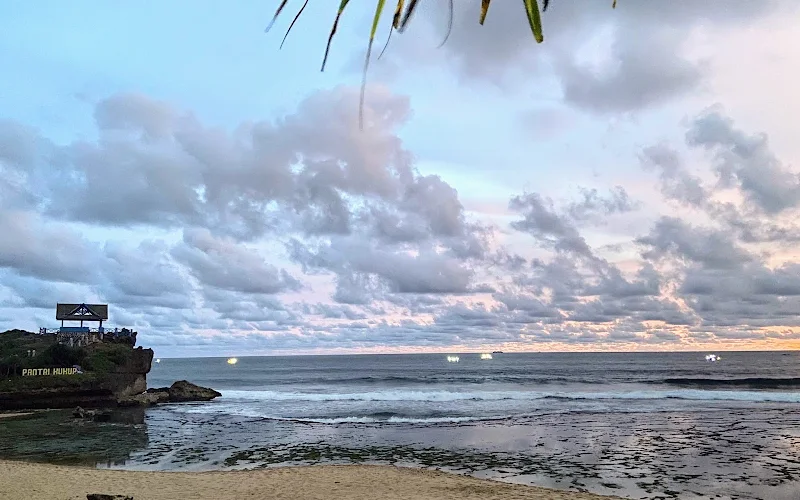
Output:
[360,0,388,129]
[265,0,619,126]
[398,0,420,33]
[280,0,309,49]
[321,1,351,72]
[522,0,544,43]
[392,0,404,29]
[439,0,454,48]
[265,0,289,33]
[378,0,405,58]
[479,0,491,25]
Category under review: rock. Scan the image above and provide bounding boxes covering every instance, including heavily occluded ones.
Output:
[167,380,221,402]
[73,407,100,419]
[87,494,133,500]
[117,391,169,407]
[0,345,154,411]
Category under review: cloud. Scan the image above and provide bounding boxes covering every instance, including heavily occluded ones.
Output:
[686,106,800,214]
[172,228,301,295]
[3,83,800,354]
[0,210,102,283]
[398,0,791,114]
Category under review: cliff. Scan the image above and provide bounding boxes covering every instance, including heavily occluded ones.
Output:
[0,331,153,411]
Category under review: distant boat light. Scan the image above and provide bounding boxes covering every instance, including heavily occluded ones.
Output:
[227,357,238,365]
[480,353,493,360]
[705,354,721,362]
[446,355,460,363]
[155,358,161,364]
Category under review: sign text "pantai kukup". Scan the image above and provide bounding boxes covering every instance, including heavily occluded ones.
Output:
[21,368,80,376]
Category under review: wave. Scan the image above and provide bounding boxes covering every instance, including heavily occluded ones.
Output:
[177,404,495,424]
[221,388,800,404]
[261,415,491,425]
[662,377,800,389]
[213,375,615,387]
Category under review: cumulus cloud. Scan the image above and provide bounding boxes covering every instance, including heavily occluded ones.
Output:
[2,83,800,353]
[395,0,794,114]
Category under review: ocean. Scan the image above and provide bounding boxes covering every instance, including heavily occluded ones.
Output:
[5,351,800,499]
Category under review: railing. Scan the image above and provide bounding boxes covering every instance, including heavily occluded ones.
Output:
[38,328,136,336]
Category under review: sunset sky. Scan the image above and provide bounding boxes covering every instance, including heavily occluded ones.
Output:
[2,1,800,357]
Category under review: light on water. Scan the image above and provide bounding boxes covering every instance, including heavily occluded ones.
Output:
[480,353,493,360]
[446,355,460,363]
[155,358,160,364]
[705,354,721,362]
[227,357,238,365]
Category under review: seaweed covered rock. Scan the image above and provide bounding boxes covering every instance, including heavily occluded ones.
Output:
[116,381,220,406]
[166,380,221,402]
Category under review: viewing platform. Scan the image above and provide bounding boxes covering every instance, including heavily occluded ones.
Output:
[38,303,138,348]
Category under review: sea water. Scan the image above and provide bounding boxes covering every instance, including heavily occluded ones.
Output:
[5,351,800,499]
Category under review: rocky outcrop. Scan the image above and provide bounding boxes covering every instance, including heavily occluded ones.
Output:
[72,406,114,422]
[165,380,222,402]
[0,346,154,411]
[117,380,221,406]
[1,331,221,410]
[116,391,169,407]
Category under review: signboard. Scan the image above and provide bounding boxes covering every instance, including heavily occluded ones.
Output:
[21,367,81,376]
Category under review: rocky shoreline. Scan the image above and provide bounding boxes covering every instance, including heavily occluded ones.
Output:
[0,330,221,411]
[117,380,221,407]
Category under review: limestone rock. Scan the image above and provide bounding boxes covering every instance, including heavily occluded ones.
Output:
[116,390,170,407]
[167,380,221,402]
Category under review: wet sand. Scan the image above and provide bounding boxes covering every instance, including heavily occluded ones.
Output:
[0,460,620,500]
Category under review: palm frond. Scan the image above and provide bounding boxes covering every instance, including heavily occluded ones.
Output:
[480,0,491,25]
[523,0,544,43]
[279,0,309,49]
[265,0,289,33]
[439,0,454,48]
[321,1,351,72]
[266,0,619,128]
[359,0,389,129]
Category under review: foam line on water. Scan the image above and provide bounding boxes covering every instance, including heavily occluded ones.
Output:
[219,388,800,403]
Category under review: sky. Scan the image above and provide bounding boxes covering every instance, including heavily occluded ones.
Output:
[2,1,800,357]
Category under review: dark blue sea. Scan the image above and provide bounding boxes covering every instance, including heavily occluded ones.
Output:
[7,352,800,499]
[149,351,800,423]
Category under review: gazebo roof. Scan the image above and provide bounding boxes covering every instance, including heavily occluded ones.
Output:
[56,303,109,321]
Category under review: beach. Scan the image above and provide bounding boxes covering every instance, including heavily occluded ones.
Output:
[0,460,618,500]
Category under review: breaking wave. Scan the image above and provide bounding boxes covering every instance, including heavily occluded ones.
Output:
[220,388,800,404]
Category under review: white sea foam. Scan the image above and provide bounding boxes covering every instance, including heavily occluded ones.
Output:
[176,403,489,424]
[219,388,800,404]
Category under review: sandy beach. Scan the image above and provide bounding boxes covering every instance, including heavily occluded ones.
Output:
[0,460,621,500]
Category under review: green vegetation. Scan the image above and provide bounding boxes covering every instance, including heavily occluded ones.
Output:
[83,343,133,374]
[0,330,56,377]
[0,373,97,392]
[0,330,136,391]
